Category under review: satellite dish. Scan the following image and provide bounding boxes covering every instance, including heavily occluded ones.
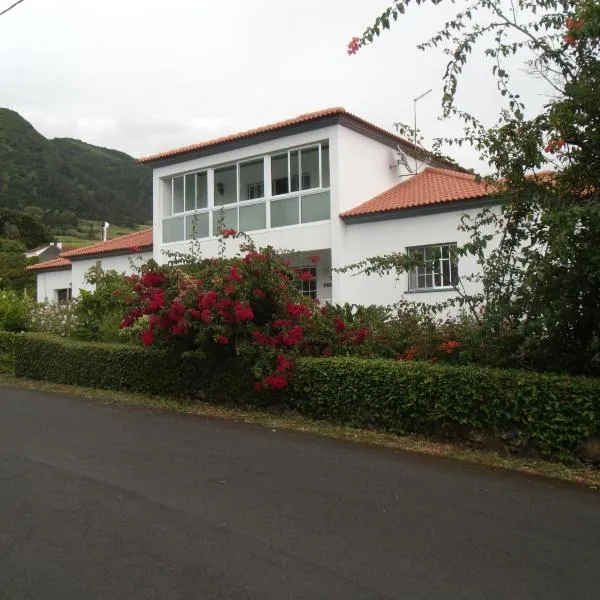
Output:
[390,146,415,174]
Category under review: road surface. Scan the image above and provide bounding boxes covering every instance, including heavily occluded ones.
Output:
[0,386,598,599]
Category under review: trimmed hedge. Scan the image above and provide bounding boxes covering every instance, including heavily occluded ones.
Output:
[0,331,16,373]
[292,357,600,459]
[13,333,256,401]
[13,335,600,460]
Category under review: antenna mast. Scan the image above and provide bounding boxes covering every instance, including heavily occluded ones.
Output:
[413,88,432,173]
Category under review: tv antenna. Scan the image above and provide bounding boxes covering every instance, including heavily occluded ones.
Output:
[390,88,433,177]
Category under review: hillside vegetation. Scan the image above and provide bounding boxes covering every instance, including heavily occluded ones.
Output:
[0,108,152,226]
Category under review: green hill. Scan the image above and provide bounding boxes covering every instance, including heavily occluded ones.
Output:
[0,108,152,226]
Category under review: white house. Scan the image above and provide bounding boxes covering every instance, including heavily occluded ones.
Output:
[30,107,499,306]
[27,229,152,303]
[139,107,499,307]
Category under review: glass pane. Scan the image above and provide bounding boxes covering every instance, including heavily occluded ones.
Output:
[451,261,459,284]
[442,259,451,286]
[322,145,330,188]
[162,217,184,243]
[213,207,238,236]
[441,245,450,259]
[162,179,172,216]
[270,197,299,227]
[409,268,417,290]
[300,147,319,190]
[240,159,264,201]
[214,165,237,206]
[290,150,299,192]
[196,172,208,209]
[173,177,184,214]
[239,203,266,232]
[301,191,330,222]
[186,212,209,239]
[185,174,196,212]
[271,154,289,196]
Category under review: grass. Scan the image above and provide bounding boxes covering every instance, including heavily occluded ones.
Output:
[0,373,598,490]
[56,221,151,248]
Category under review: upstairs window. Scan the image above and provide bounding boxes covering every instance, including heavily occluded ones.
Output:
[407,243,458,290]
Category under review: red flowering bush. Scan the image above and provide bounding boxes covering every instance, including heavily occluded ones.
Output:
[119,235,338,394]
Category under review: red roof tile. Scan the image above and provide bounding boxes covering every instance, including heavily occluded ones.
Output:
[61,228,153,259]
[26,257,72,272]
[139,107,423,164]
[340,167,493,218]
[27,229,153,272]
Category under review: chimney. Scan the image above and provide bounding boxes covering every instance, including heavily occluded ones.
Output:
[101,222,109,242]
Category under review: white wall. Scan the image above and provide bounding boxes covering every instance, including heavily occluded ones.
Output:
[35,269,72,303]
[70,252,153,295]
[337,206,501,307]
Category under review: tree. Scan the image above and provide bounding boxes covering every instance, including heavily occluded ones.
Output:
[347,1,600,375]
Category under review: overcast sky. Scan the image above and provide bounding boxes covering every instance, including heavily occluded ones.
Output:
[0,0,551,172]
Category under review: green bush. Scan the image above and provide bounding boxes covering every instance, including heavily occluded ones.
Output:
[0,290,31,332]
[0,331,16,373]
[292,357,600,460]
[14,333,259,402]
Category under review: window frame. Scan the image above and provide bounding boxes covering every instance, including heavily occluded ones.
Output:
[160,141,330,244]
[406,242,459,292]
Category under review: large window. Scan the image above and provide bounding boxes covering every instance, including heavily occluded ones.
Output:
[161,142,330,243]
[407,243,458,291]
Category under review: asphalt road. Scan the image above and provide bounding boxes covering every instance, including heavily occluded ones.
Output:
[0,387,598,600]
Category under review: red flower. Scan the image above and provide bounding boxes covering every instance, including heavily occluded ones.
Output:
[141,328,154,346]
[263,374,289,390]
[141,271,166,288]
[566,18,584,30]
[223,284,236,296]
[545,138,566,153]
[347,36,361,55]
[280,325,303,347]
[199,291,218,309]
[399,346,418,361]
[334,318,346,332]
[309,254,320,264]
[254,382,263,392]
[439,340,461,354]
[221,228,237,238]
[320,306,328,315]
[297,270,314,282]
[564,33,576,45]
[352,327,368,345]
[322,350,332,357]
[286,303,311,319]
[275,353,295,373]
[217,335,229,345]
[234,301,254,322]
[253,288,265,299]
[228,265,242,282]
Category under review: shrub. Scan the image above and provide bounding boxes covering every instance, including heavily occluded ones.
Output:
[13,333,259,403]
[71,266,136,341]
[29,301,78,337]
[0,290,31,332]
[292,357,600,460]
[0,331,16,373]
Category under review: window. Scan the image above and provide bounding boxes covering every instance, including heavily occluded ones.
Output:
[407,243,458,290]
[161,141,331,243]
[296,266,317,299]
[56,288,72,303]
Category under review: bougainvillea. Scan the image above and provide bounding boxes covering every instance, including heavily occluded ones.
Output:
[119,235,373,393]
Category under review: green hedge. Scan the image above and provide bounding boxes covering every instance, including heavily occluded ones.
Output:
[13,333,256,401]
[292,357,600,459]
[0,331,16,373]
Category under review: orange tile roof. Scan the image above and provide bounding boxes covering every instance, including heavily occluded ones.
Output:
[61,228,153,259]
[27,229,153,272]
[139,107,424,164]
[340,167,493,218]
[26,257,72,272]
